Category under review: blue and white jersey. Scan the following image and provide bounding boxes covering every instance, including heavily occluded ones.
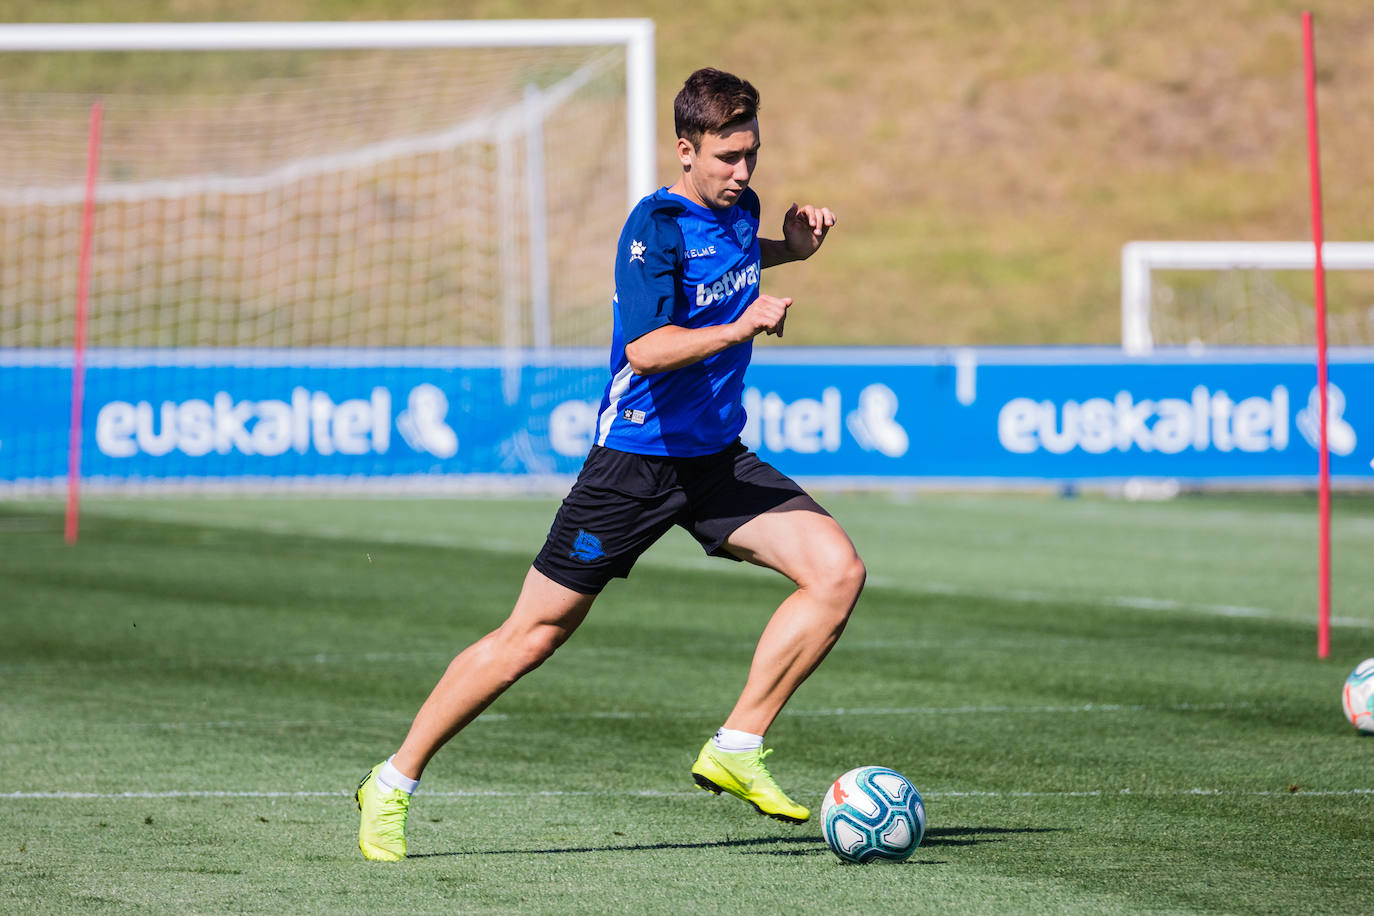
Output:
[596,187,762,456]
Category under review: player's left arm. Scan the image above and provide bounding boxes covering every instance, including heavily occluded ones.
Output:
[760,202,837,269]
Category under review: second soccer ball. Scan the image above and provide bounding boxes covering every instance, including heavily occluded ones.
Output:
[1342,658,1374,734]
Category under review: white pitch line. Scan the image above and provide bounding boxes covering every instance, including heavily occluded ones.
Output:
[930,788,1374,799]
[863,574,1374,628]
[4,787,1373,801]
[0,789,699,800]
[895,578,1281,620]
[69,700,1256,732]
[784,701,1251,718]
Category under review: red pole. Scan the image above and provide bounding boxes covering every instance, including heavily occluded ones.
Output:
[65,99,102,545]
[1302,12,1331,658]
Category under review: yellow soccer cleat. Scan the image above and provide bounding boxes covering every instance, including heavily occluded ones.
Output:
[355,762,411,862]
[691,740,811,823]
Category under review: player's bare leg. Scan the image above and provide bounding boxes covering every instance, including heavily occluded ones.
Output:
[720,509,864,733]
[690,507,863,822]
[393,567,596,778]
[357,567,594,860]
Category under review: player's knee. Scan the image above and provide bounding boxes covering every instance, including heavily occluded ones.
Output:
[496,623,570,681]
[845,553,867,600]
[835,552,866,610]
[807,548,866,613]
[523,626,570,675]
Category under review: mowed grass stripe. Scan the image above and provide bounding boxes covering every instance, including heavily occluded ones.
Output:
[0,699,1266,734]
[7,490,1371,627]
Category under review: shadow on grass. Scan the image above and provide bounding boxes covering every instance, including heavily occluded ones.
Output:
[410,835,823,858]
[922,825,1061,847]
[410,824,1056,859]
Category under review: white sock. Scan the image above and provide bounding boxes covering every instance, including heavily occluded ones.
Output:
[376,756,420,795]
[712,727,763,753]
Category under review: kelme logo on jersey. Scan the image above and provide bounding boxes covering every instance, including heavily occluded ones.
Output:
[628,239,646,264]
[570,529,605,562]
[696,261,761,307]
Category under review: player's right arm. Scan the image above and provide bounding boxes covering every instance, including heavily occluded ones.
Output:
[625,295,791,375]
[615,201,792,375]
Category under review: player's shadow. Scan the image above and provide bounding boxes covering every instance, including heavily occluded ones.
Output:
[409,835,825,858]
[410,825,1055,859]
[922,825,1061,847]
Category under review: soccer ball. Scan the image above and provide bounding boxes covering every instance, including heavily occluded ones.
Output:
[1342,658,1374,734]
[820,765,926,864]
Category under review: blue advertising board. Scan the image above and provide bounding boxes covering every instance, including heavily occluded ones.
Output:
[0,347,1369,487]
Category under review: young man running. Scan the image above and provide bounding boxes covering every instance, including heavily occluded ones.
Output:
[356,67,863,861]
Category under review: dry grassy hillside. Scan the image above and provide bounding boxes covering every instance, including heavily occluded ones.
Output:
[8,0,1374,345]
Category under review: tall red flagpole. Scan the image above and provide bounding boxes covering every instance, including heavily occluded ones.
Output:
[65,99,102,545]
[1301,12,1331,659]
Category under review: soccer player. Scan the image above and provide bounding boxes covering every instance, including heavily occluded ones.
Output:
[356,67,863,861]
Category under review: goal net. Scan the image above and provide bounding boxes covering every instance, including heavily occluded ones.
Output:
[0,20,655,494]
[1,20,654,351]
[1121,241,1374,354]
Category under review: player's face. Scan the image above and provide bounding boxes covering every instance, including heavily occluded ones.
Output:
[677,119,760,210]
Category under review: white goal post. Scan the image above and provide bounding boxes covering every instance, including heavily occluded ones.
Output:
[1121,240,1374,355]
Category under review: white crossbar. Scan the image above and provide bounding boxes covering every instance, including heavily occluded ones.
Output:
[1121,240,1374,354]
[0,19,657,209]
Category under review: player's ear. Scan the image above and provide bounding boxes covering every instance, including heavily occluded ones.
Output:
[676,136,695,170]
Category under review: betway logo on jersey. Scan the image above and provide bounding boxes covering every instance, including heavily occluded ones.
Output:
[696,261,760,307]
[998,386,1291,454]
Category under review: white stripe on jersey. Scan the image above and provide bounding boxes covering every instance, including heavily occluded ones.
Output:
[596,362,637,446]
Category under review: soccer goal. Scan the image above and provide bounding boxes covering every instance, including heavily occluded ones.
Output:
[0,20,655,352]
[0,20,655,498]
[1121,240,1374,355]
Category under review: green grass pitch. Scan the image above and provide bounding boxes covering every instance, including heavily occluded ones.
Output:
[2,490,1373,913]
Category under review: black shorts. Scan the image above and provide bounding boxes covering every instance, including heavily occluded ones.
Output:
[532,440,828,595]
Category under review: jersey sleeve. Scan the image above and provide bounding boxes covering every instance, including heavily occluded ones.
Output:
[738,187,761,220]
[614,202,685,344]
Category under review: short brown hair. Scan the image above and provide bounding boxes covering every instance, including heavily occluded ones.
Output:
[673,68,760,150]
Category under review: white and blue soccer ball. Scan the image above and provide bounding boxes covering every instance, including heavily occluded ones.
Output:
[1342,658,1374,734]
[820,765,926,864]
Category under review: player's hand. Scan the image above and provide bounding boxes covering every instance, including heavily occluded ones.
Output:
[736,293,792,339]
[781,203,836,261]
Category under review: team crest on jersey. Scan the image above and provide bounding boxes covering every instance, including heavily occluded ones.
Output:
[628,239,646,264]
[733,219,752,249]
